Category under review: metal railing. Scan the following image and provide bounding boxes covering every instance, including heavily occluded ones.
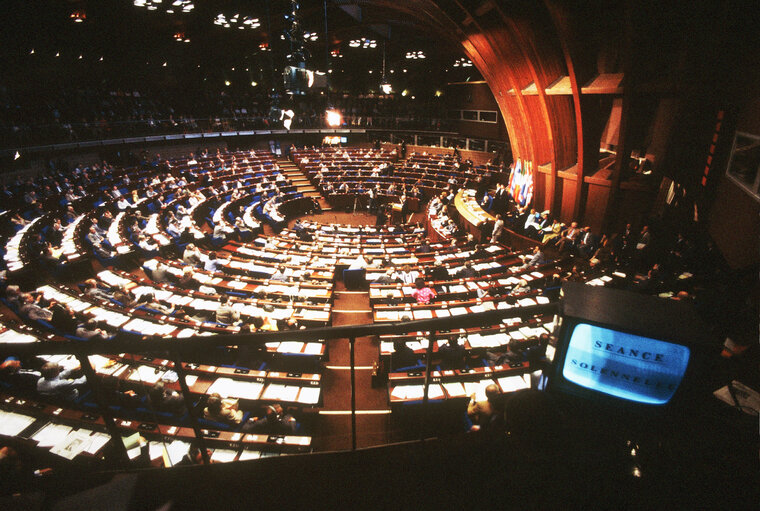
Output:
[0,303,558,467]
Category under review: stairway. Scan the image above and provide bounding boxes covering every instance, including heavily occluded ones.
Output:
[277,157,331,212]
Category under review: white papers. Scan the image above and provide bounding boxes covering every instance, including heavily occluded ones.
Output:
[449,307,468,316]
[210,449,238,463]
[163,440,191,467]
[297,387,321,404]
[32,423,73,448]
[238,450,262,461]
[497,374,530,393]
[303,343,324,355]
[0,329,37,343]
[50,429,94,460]
[0,410,36,436]
[276,342,304,354]
[128,365,165,384]
[442,382,467,397]
[206,378,264,400]
[412,309,433,320]
[261,383,300,402]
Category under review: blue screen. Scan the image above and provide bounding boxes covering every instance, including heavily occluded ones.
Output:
[562,323,690,405]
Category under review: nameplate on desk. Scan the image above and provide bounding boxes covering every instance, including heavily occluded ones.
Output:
[32,402,46,410]
[202,430,220,438]
[186,363,199,370]
[407,371,423,377]
[234,369,250,374]
[287,372,302,378]
[267,435,286,444]
[509,362,523,368]
[81,413,99,422]
[138,423,157,432]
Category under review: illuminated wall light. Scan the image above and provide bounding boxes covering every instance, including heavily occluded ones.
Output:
[162,62,167,67]
[435,90,443,97]
[401,90,409,96]
[326,109,342,127]
[30,49,34,54]
[55,52,60,57]
[251,81,258,87]
[224,80,231,86]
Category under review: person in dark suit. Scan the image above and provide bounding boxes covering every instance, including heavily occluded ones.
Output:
[576,226,597,258]
[148,382,185,414]
[391,340,418,370]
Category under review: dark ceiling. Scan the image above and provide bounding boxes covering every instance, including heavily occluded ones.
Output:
[1,0,480,95]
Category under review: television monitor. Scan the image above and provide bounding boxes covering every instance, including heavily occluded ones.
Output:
[547,283,714,412]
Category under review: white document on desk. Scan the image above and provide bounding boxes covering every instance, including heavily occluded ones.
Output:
[32,423,73,448]
[442,381,467,398]
[0,410,36,436]
[297,386,321,404]
[207,378,264,400]
[303,343,324,355]
[497,375,530,393]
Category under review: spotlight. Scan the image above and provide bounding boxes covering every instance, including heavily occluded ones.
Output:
[14,151,21,161]
[326,109,342,127]
[380,82,392,94]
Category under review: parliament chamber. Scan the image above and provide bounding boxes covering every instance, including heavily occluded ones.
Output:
[0,1,757,509]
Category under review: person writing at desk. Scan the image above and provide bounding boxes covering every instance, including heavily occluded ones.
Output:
[37,362,86,401]
[243,404,297,435]
[204,393,243,425]
[467,383,501,432]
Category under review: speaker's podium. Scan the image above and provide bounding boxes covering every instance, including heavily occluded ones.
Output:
[390,203,404,224]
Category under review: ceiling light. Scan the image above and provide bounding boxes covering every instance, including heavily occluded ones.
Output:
[349,38,377,49]
[224,80,231,86]
[251,81,258,87]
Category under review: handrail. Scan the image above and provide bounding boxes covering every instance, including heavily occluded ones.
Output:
[0,302,558,358]
[1,127,460,156]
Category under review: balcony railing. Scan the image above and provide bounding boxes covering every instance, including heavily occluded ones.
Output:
[0,303,557,468]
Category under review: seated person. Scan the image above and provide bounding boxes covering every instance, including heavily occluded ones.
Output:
[37,362,86,400]
[510,279,530,295]
[522,245,546,268]
[456,261,477,279]
[411,277,436,304]
[243,404,297,435]
[391,340,419,371]
[215,296,240,325]
[466,383,501,432]
[182,243,203,266]
[373,268,396,284]
[203,393,243,425]
[437,337,467,370]
[75,319,112,341]
[19,293,54,322]
[148,381,185,414]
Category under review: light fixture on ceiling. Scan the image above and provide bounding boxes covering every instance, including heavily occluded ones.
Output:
[134,0,193,13]
[405,51,426,60]
[214,13,260,29]
[453,57,473,67]
[349,38,377,49]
